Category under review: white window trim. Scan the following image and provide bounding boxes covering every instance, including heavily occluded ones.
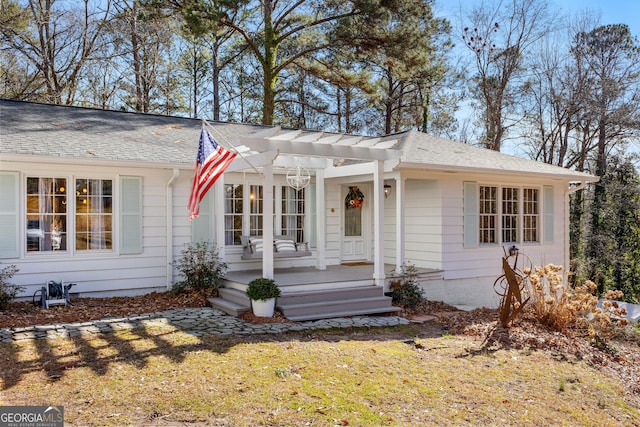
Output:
[476,183,543,248]
[21,173,124,256]
[224,176,311,246]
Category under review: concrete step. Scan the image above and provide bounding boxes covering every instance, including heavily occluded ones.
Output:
[278,296,399,319]
[207,296,250,317]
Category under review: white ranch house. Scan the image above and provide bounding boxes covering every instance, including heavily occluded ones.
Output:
[0,99,598,317]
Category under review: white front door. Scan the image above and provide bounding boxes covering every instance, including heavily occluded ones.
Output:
[341,185,370,261]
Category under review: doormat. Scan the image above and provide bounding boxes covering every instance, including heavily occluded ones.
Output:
[341,262,372,266]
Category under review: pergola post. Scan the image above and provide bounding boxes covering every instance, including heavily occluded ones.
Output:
[373,159,385,286]
[262,164,274,279]
[315,168,326,270]
[395,177,406,271]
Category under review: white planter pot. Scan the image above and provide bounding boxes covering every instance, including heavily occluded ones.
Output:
[251,298,276,317]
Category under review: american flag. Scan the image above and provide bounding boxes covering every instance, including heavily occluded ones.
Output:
[188,124,237,219]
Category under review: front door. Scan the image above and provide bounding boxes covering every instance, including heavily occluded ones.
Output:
[341,185,369,261]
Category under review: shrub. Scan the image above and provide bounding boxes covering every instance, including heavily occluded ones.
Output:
[246,278,281,301]
[173,242,227,295]
[0,263,22,310]
[522,264,629,339]
[388,262,424,309]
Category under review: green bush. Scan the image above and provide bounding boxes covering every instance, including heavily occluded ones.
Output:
[173,242,227,295]
[0,263,22,310]
[388,262,424,309]
[246,278,281,301]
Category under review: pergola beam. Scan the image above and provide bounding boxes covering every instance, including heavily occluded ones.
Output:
[239,137,401,161]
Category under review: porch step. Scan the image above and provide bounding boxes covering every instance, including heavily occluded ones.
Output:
[277,286,400,321]
[279,297,400,322]
[209,285,400,322]
[277,285,384,304]
[207,288,250,316]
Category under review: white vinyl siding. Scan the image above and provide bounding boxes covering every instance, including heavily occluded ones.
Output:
[0,171,19,258]
[543,185,554,243]
[463,182,479,248]
[120,176,143,254]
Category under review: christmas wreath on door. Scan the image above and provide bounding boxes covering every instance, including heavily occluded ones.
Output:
[345,186,365,209]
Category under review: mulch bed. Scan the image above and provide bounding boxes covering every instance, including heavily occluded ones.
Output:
[0,290,209,330]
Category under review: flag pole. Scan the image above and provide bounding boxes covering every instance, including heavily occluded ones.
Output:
[201,119,264,177]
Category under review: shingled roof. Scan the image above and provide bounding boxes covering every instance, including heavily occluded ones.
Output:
[0,99,597,182]
[0,99,266,167]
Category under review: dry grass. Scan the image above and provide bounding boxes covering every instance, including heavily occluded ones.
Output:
[1,323,638,426]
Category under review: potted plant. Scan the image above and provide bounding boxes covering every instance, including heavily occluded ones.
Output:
[246,277,281,317]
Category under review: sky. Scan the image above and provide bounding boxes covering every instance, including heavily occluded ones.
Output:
[440,0,640,38]
[438,0,640,159]
[554,0,640,36]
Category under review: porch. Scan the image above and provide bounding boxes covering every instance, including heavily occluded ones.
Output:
[209,264,443,321]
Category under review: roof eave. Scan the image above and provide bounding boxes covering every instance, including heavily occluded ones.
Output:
[1,153,192,170]
[396,161,600,182]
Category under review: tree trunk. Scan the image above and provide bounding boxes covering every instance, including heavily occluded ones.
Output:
[212,45,220,121]
[261,1,276,125]
[130,1,143,112]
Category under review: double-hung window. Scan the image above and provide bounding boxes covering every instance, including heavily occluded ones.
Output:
[281,187,305,243]
[224,184,244,245]
[224,182,307,246]
[25,177,116,252]
[75,178,113,250]
[466,182,544,247]
[26,177,68,252]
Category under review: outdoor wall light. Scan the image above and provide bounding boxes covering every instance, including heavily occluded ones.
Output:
[384,184,392,198]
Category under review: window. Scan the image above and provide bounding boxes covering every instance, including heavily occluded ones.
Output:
[479,186,497,244]
[26,177,67,252]
[523,188,539,242]
[25,177,114,252]
[502,187,519,243]
[467,183,540,247]
[75,179,113,250]
[224,184,243,245]
[224,182,307,245]
[249,185,263,237]
[282,187,305,242]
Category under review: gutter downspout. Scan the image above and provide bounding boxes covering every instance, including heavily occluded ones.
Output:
[166,169,179,290]
[564,181,587,278]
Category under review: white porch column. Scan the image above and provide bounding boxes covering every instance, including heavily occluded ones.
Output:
[315,168,326,270]
[214,179,225,259]
[395,177,406,270]
[262,164,275,279]
[373,159,385,286]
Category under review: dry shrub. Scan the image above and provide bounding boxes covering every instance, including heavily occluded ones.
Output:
[522,264,629,339]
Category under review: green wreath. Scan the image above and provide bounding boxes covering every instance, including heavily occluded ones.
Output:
[345,186,364,209]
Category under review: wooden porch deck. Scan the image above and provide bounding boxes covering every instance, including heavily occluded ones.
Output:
[225,263,441,291]
[210,264,443,321]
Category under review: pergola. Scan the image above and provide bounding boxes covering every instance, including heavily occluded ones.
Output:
[214,126,404,287]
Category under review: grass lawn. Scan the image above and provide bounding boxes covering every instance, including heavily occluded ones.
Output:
[0,323,638,426]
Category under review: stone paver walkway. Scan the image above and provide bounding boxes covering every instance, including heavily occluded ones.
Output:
[0,307,411,343]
